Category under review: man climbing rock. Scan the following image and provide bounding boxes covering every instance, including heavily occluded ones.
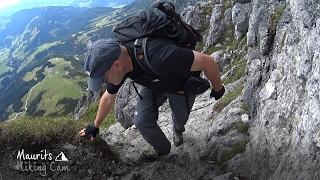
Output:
[79,2,225,162]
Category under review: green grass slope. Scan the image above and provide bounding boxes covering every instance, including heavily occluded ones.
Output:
[0,102,116,149]
[21,57,83,117]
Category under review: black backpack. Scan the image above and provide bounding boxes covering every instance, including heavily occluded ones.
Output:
[113,2,202,50]
[113,2,209,96]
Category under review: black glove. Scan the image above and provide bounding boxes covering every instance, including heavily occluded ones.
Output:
[84,123,99,139]
[210,86,225,100]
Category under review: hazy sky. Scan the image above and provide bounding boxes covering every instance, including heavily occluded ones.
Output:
[0,0,20,9]
[0,0,134,17]
[0,0,75,17]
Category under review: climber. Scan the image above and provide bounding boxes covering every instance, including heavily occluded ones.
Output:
[79,1,225,162]
[79,38,225,162]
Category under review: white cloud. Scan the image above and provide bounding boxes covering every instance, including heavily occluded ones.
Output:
[0,0,20,9]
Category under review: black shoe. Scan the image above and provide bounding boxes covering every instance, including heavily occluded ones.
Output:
[173,129,183,147]
[138,149,169,163]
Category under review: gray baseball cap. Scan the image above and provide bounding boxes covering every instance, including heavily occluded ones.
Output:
[84,39,121,92]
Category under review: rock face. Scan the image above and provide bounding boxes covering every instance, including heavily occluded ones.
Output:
[232,2,251,40]
[73,90,101,120]
[205,4,226,47]
[79,0,320,179]
[114,80,140,129]
[237,0,320,179]
[182,4,205,31]
[102,84,241,179]
[211,50,232,72]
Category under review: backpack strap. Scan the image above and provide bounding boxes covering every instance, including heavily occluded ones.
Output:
[131,81,143,100]
[133,37,168,78]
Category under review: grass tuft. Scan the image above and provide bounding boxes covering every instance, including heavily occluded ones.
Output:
[234,121,249,134]
[80,101,116,129]
[219,140,248,163]
[0,117,81,149]
[213,84,244,112]
[0,101,116,150]
[223,59,246,85]
[270,5,286,36]
[240,101,250,114]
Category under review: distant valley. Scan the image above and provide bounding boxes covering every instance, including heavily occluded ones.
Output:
[0,0,141,121]
[0,0,197,121]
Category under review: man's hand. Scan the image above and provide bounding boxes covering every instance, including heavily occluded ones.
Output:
[210,86,225,100]
[79,123,99,141]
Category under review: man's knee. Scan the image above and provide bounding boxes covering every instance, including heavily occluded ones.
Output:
[133,110,154,129]
[133,111,143,128]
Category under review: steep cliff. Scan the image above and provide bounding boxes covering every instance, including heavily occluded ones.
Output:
[106,0,320,179]
[1,0,319,179]
[236,0,320,179]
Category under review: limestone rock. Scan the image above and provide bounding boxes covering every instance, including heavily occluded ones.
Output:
[232,2,251,40]
[73,90,101,120]
[101,87,220,178]
[114,80,140,129]
[211,50,232,72]
[90,0,320,179]
[236,0,251,4]
[182,3,206,31]
[205,4,226,47]
[236,0,320,179]
[211,172,234,180]
[224,8,233,26]
[241,114,249,123]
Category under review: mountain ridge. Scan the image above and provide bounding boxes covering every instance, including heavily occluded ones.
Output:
[0,0,194,121]
[0,0,320,179]
[0,0,135,17]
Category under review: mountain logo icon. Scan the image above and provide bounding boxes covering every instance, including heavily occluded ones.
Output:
[55,152,68,162]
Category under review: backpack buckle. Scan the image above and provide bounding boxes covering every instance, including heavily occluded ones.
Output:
[134,39,142,48]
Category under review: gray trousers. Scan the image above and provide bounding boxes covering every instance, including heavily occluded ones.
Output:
[133,87,196,154]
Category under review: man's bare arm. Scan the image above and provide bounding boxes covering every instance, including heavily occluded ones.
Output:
[79,90,116,140]
[191,50,224,92]
[94,91,117,128]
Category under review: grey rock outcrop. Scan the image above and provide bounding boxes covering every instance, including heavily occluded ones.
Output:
[102,88,222,178]
[182,4,205,31]
[73,91,101,120]
[83,0,320,179]
[247,0,287,55]
[232,2,251,40]
[101,1,250,178]
[114,80,140,129]
[200,79,249,164]
[211,50,232,72]
[224,8,233,25]
[236,0,251,4]
[235,0,320,179]
[205,4,226,47]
